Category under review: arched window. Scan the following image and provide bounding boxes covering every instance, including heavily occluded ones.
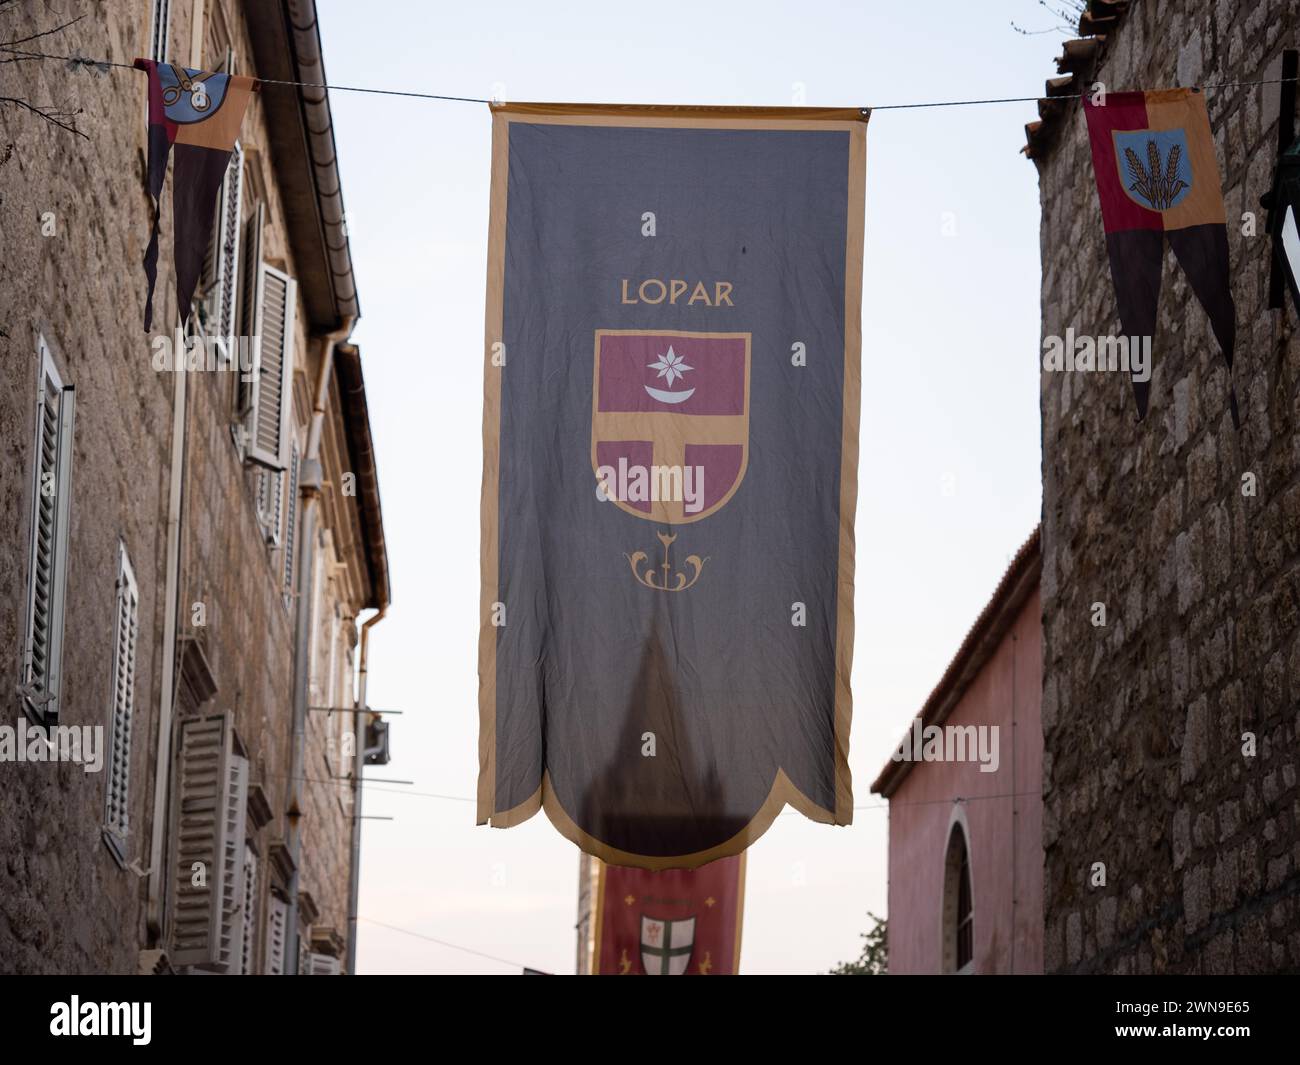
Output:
[942,823,974,973]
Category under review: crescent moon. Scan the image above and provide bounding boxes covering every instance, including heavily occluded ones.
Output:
[644,385,695,405]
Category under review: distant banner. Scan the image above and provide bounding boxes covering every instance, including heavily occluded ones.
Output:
[593,854,745,975]
[479,103,865,868]
[134,59,255,330]
[1083,88,1237,425]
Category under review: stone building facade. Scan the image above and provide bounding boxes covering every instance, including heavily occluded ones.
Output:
[0,0,389,974]
[1026,0,1300,972]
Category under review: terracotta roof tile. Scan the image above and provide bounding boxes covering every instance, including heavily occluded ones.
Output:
[1022,1,1134,159]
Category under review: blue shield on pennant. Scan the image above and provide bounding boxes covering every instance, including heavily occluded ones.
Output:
[159,64,232,124]
[1113,127,1193,212]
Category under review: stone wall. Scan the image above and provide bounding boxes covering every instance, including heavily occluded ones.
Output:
[0,0,177,976]
[1037,0,1300,973]
[0,0,371,973]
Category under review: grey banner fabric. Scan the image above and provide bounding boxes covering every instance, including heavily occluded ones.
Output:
[480,105,866,869]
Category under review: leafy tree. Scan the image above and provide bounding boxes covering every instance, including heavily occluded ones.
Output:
[829,912,887,975]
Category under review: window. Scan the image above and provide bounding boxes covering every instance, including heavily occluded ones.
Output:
[21,338,75,726]
[336,627,356,775]
[306,952,341,976]
[243,261,297,470]
[956,840,973,969]
[239,842,259,976]
[237,203,265,415]
[104,543,139,858]
[265,894,289,975]
[168,712,250,973]
[201,142,245,341]
[308,538,334,705]
[942,822,974,974]
[217,749,250,973]
[326,605,339,710]
[256,465,284,546]
[147,0,171,63]
[282,442,300,606]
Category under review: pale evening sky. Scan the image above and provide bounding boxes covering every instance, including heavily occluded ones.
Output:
[322,0,1057,974]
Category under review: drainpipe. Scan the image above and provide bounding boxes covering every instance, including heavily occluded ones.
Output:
[285,316,354,974]
[145,15,205,946]
[346,605,386,974]
[145,336,187,944]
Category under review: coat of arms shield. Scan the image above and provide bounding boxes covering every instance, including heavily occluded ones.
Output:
[1113,127,1193,212]
[640,914,696,975]
[592,330,750,524]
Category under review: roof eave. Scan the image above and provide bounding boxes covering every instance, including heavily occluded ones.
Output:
[871,526,1042,797]
[242,0,359,329]
[334,344,390,611]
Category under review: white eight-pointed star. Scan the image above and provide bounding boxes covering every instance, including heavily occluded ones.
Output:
[647,346,694,389]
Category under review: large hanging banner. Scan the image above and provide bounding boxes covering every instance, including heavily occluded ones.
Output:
[479,103,866,868]
[1083,88,1238,425]
[592,854,745,975]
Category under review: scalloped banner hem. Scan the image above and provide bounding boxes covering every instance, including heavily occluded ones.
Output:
[479,768,850,871]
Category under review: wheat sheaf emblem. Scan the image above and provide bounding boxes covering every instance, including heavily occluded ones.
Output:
[1124,137,1188,211]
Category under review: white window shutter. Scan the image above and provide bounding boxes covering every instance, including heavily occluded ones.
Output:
[203,143,244,338]
[256,466,284,546]
[282,443,300,605]
[237,202,265,418]
[308,548,328,703]
[265,895,289,975]
[215,754,250,973]
[306,952,341,976]
[148,0,171,63]
[104,544,139,847]
[168,713,233,968]
[22,340,75,726]
[245,263,296,470]
[239,842,259,976]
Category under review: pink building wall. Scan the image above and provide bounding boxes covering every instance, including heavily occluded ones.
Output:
[883,588,1042,974]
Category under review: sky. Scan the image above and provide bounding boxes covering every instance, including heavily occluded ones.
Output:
[319,0,1061,974]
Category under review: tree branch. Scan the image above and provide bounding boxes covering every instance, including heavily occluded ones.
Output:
[0,97,86,139]
[0,14,85,50]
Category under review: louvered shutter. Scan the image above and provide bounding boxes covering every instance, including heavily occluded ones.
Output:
[214,753,249,973]
[306,952,341,976]
[104,544,139,845]
[202,143,244,338]
[245,263,296,470]
[256,466,284,546]
[282,443,300,605]
[237,203,265,416]
[148,0,171,62]
[168,713,233,967]
[265,895,288,974]
[22,343,75,726]
[239,842,259,975]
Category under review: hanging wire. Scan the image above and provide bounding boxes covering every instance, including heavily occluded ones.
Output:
[3,44,1298,111]
[358,916,548,971]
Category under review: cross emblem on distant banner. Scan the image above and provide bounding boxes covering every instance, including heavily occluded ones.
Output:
[640,916,695,975]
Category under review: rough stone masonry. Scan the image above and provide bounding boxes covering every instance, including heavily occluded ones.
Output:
[1034,0,1300,973]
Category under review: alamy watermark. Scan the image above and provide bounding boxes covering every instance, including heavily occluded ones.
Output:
[150,328,260,380]
[1042,328,1151,382]
[0,718,103,773]
[50,997,150,1045]
[597,458,706,514]
[891,721,1000,773]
